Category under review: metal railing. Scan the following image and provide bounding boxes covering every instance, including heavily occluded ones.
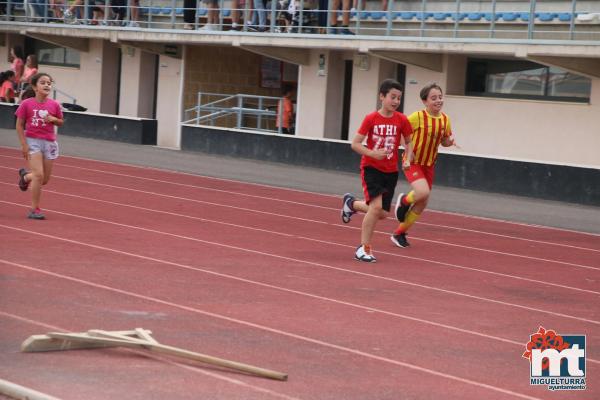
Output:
[183,92,286,134]
[2,0,600,42]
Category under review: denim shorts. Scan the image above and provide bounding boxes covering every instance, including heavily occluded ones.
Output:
[26,137,60,160]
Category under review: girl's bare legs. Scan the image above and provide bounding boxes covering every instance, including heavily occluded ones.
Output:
[24,153,54,211]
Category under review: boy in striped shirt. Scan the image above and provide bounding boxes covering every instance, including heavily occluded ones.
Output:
[391,83,457,248]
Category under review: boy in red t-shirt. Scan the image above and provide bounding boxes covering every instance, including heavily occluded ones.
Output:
[341,79,413,263]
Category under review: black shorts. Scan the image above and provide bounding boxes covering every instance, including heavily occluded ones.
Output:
[361,166,398,212]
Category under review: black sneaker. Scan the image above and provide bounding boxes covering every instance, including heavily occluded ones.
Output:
[341,193,356,223]
[391,233,410,248]
[394,193,410,222]
[28,208,45,220]
[18,168,29,192]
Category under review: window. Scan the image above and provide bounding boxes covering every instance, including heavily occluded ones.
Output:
[25,37,80,68]
[466,59,591,103]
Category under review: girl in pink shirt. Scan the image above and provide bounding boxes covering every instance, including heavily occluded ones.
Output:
[21,55,39,87]
[9,46,25,84]
[15,72,64,220]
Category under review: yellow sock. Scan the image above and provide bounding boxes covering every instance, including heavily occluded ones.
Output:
[394,210,421,234]
[405,191,415,204]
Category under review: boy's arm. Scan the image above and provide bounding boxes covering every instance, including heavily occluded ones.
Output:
[16,117,29,159]
[350,133,387,160]
[402,134,413,169]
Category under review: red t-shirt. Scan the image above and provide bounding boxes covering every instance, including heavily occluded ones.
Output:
[357,111,412,173]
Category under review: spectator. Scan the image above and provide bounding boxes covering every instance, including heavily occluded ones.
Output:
[9,46,25,83]
[0,70,16,103]
[21,55,39,89]
[329,0,353,34]
[183,0,197,29]
[199,0,221,30]
[276,84,295,134]
[126,0,140,26]
[249,0,266,31]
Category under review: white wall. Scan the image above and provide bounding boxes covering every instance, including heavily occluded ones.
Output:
[38,39,105,112]
[444,93,600,168]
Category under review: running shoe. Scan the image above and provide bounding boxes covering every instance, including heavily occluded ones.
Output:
[354,245,376,263]
[394,193,410,222]
[390,233,410,248]
[28,208,45,220]
[18,168,29,192]
[341,193,356,223]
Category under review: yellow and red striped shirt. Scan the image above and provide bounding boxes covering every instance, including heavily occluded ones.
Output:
[408,110,452,166]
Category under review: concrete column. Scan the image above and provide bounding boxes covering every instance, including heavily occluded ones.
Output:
[119,47,156,118]
[100,41,120,115]
[295,49,330,138]
[156,53,184,148]
[347,56,382,140]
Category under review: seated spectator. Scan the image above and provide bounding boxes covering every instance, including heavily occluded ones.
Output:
[9,46,24,83]
[0,70,17,103]
[21,55,39,89]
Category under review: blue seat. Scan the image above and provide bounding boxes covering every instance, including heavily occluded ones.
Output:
[451,13,467,21]
[558,13,572,22]
[140,7,149,15]
[150,7,162,16]
[370,11,385,20]
[399,12,416,21]
[358,11,371,19]
[222,9,231,17]
[433,12,449,21]
[467,12,483,21]
[161,7,172,15]
[175,8,184,16]
[519,12,530,22]
[197,8,208,16]
[415,12,432,21]
[500,12,518,22]
[483,13,499,21]
[537,12,556,22]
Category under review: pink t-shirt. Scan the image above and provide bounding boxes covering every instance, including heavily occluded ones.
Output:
[0,81,15,102]
[15,97,63,141]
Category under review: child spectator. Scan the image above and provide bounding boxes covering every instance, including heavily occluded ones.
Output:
[0,70,17,103]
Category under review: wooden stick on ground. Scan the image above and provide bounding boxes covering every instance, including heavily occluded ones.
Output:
[0,378,62,400]
[22,329,288,381]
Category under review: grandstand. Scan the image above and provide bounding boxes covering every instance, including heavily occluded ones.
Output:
[1,0,599,204]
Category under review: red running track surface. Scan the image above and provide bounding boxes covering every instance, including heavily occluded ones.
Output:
[0,148,598,400]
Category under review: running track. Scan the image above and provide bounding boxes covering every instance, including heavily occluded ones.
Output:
[0,147,598,400]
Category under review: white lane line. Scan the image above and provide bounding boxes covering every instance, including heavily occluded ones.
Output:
[0,259,545,400]
[1,153,598,245]
[1,219,598,327]
[0,311,301,400]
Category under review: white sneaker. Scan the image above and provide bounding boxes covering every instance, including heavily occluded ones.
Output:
[199,23,215,31]
[354,245,376,263]
[183,23,194,30]
[128,21,140,27]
